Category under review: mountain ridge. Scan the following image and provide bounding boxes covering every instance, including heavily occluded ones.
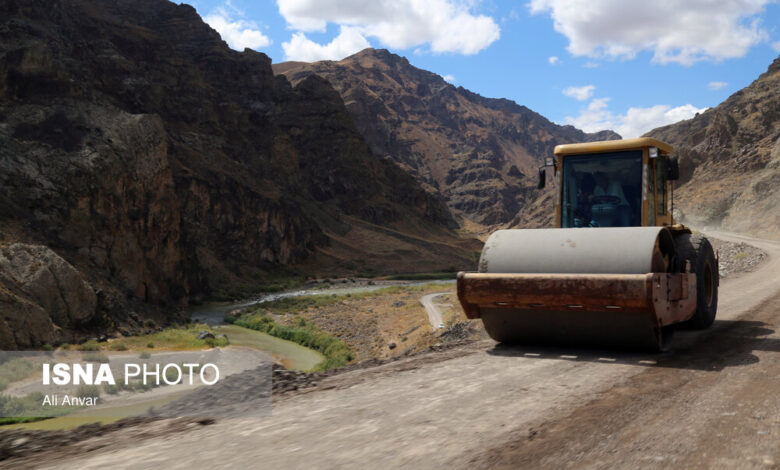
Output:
[274,48,620,226]
[647,55,780,238]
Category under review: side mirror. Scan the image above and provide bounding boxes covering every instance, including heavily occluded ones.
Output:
[537,167,546,189]
[667,157,680,181]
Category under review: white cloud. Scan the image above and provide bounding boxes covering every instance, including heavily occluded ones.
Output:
[562,84,595,101]
[707,81,728,90]
[442,74,456,83]
[276,0,500,60]
[772,41,780,52]
[282,26,371,62]
[529,0,772,65]
[548,55,560,65]
[565,98,707,138]
[204,7,272,50]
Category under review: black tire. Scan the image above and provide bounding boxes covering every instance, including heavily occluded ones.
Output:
[674,233,718,329]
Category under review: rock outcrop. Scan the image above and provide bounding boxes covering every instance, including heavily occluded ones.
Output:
[275,49,620,225]
[0,0,477,342]
[0,244,97,348]
[648,55,780,238]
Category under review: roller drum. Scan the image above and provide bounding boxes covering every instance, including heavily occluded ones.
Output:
[473,227,677,351]
[478,227,675,275]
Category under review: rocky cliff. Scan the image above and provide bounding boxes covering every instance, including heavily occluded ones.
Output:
[648,56,780,239]
[0,0,475,347]
[275,49,619,225]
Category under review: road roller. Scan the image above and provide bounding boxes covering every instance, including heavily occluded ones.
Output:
[457,138,718,351]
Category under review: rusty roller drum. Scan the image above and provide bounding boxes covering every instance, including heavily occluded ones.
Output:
[458,227,696,351]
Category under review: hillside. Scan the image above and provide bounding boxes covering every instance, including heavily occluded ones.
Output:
[648,56,780,239]
[0,0,477,347]
[275,49,619,226]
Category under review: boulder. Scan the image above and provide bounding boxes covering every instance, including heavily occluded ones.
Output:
[197,331,215,340]
[0,244,97,327]
[0,243,97,348]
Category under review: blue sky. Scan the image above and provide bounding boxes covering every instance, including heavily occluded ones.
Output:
[187,0,780,137]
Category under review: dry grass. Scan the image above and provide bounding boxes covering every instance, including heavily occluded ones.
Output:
[248,283,473,362]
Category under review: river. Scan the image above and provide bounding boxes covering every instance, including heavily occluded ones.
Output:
[187,279,456,370]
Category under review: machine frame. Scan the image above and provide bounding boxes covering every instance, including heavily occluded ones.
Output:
[457,138,718,351]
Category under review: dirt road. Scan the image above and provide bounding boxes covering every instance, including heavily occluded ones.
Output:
[29,233,780,469]
[419,292,450,328]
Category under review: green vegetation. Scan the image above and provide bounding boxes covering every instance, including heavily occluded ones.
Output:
[735,252,749,260]
[0,392,72,425]
[222,281,450,370]
[72,324,226,352]
[75,385,100,400]
[108,342,128,351]
[386,272,458,281]
[165,367,181,384]
[227,314,353,371]
[78,340,100,351]
[81,352,109,363]
[0,358,36,391]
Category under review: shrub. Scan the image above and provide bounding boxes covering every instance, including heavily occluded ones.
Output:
[0,358,35,391]
[204,336,228,348]
[234,315,353,371]
[82,352,109,363]
[109,342,128,351]
[164,366,181,384]
[76,385,100,400]
[78,340,100,351]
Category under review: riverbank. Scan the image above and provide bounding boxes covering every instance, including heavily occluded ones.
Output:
[228,282,485,363]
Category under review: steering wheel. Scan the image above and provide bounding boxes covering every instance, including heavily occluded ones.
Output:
[591,195,621,205]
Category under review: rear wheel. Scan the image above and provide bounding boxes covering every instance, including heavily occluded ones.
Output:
[674,233,718,329]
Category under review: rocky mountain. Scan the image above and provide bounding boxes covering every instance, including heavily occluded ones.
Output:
[275,49,619,226]
[648,55,780,239]
[0,0,477,347]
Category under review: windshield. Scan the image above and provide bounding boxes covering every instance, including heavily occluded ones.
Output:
[561,151,642,228]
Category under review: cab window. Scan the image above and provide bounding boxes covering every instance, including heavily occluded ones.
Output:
[655,158,667,216]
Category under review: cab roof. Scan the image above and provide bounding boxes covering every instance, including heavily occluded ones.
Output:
[554,137,674,156]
